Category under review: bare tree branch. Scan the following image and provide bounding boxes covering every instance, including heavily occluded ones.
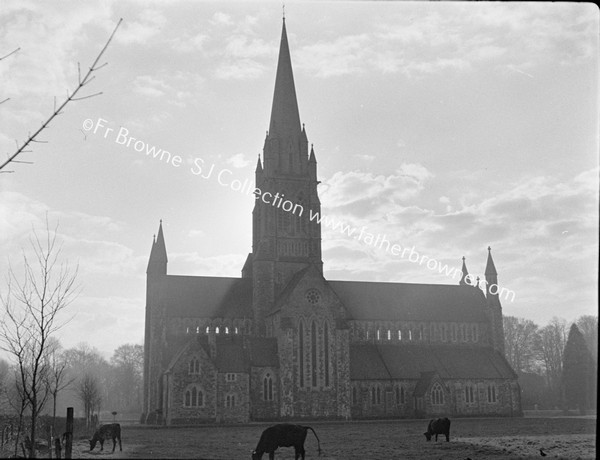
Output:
[0,19,122,173]
[0,47,20,61]
[0,217,79,458]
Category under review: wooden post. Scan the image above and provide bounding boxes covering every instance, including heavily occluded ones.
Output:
[64,407,73,459]
[54,437,62,459]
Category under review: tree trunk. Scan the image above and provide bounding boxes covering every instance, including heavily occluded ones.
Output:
[31,403,37,458]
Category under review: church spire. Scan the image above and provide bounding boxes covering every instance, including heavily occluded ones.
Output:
[269,17,301,140]
[485,246,497,276]
[147,220,168,275]
[459,256,470,286]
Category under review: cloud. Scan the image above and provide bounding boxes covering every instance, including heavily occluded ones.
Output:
[227,153,251,169]
[170,32,208,53]
[114,9,166,45]
[296,34,371,78]
[319,163,433,217]
[131,71,201,107]
[215,59,265,80]
[210,12,233,27]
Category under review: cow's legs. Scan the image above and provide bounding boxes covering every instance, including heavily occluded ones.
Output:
[435,434,438,441]
[112,437,116,452]
[118,435,122,451]
[268,451,275,460]
[295,446,306,459]
[445,433,450,442]
[100,439,104,451]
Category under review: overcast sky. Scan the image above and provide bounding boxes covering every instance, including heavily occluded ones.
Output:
[1,1,598,358]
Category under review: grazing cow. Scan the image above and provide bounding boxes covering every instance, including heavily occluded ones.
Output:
[423,417,451,442]
[89,423,122,452]
[251,424,321,460]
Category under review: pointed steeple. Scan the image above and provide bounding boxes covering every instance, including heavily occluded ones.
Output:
[147,220,168,274]
[485,246,497,276]
[269,18,301,140]
[255,154,263,173]
[459,256,470,286]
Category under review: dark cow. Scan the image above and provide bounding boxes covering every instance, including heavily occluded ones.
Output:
[424,417,451,442]
[251,423,321,460]
[89,423,122,452]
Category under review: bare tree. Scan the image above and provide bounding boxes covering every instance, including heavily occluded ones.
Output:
[44,338,74,436]
[0,358,9,412]
[503,316,540,373]
[576,315,598,362]
[535,317,567,406]
[0,220,78,458]
[4,368,29,457]
[0,19,122,173]
[110,344,144,412]
[76,374,102,429]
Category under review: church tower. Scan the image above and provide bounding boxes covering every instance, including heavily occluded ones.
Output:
[250,18,323,335]
[143,221,168,421]
[485,246,505,355]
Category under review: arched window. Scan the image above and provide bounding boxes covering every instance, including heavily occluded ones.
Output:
[324,321,330,387]
[398,330,402,340]
[226,394,236,407]
[263,374,274,401]
[294,193,306,235]
[299,321,304,388]
[442,324,448,342]
[465,385,475,403]
[387,330,391,340]
[472,324,478,342]
[408,329,412,341]
[376,386,381,404]
[352,386,357,405]
[487,385,496,403]
[371,387,376,404]
[431,383,444,405]
[396,386,405,404]
[188,358,200,375]
[183,385,203,407]
[311,321,318,387]
[376,329,380,340]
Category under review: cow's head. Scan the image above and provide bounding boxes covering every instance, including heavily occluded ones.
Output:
[89,438,98,451]
[424,432,432,441]
[251,450,262,460]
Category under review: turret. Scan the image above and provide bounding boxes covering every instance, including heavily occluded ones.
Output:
[484,246,504,355]
[459,256,470,286]
[146,220,168,275]
[308,144,317,181]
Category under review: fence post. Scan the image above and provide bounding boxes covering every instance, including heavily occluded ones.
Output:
[65,407,73,459]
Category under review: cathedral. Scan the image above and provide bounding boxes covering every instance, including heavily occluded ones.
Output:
[142,19,521,425]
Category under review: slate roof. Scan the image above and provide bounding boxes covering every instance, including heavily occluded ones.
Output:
[350,344,516,381]
[157,275,253,318]
[413,371,436,396]
[329,280,488,322]
[158,273,489,325]
[165,335,279,374]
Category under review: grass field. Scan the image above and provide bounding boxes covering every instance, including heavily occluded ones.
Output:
[67,416,595,459]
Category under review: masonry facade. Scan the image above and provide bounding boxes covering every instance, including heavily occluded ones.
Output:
[142,19,521,425]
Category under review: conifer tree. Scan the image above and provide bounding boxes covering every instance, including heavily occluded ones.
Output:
[562,323,595,414]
